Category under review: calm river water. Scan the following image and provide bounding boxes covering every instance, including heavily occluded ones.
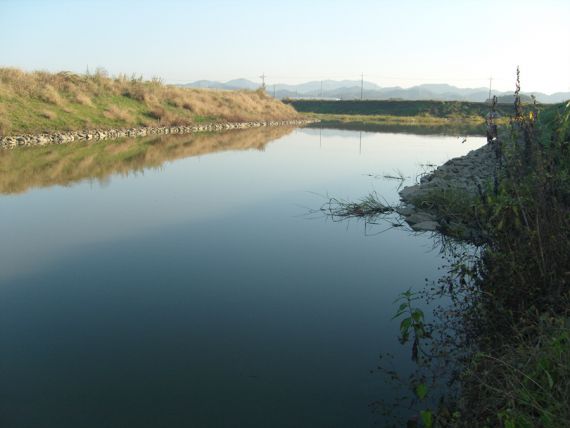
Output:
[0,126,484,427]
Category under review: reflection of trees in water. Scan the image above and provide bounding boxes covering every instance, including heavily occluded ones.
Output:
[0,126,295,194]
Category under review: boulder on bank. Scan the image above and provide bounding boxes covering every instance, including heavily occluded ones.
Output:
[398,141,499,239]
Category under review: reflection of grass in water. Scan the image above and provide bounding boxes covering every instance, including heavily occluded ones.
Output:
[0,126,295,194]
[306,113,497,136]
[312,113,488,124]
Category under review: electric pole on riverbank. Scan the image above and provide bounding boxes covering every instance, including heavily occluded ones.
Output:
[259,73,266,90]
[360,72,364,100]
[488,76,493,103]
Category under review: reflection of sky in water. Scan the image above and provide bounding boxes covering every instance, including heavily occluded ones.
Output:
[0,128,484,427]
[0,129,484,282]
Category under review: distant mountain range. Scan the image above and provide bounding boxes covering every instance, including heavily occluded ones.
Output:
[178,79,570,104]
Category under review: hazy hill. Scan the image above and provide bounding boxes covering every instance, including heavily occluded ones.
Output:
[180,79,570,104]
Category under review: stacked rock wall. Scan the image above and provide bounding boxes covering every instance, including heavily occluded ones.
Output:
[0,120,318,149]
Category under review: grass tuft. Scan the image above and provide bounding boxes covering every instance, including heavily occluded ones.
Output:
[103,106,133,123]
[40,110,57,120]
[321,192,394,219]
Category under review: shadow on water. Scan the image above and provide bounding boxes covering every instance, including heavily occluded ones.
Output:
[0,126,295,194]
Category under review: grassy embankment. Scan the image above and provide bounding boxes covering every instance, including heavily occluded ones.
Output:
[0,68,299,136]
[448,100,570,427]
[285,99,518,134]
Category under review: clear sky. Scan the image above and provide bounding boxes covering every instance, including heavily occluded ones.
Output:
[0,0,568,93]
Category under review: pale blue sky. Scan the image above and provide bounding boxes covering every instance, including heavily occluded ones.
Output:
[0,0,568,93]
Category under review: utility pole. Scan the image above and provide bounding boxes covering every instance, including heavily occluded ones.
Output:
[360,72,364,100]
[320,80,323,98]
[259,73,266,90]
[488,76,493,104]
[273,84,276,98]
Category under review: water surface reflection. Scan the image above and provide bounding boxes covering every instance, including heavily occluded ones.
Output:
[0,127,485,427]
[0,126,294,194]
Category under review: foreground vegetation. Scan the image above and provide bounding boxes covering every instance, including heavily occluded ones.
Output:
[319,85,569,426]
[0,68,299,136]
[398,95,570,426]
[455,97,570,427]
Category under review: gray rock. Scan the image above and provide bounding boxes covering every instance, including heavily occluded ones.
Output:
[396,141,500,241]
[405,211,436,224]
[395,204,416,216]
[410,220,440,232]
[399,184,421,201]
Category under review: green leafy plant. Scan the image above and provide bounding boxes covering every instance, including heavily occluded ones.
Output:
[393,289,429,362]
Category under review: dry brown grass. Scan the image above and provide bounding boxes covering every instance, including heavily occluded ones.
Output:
[0,118,10,136]
[40,110,57,120]
[0,67,300,135]
[0,105,9,136]
[75,92,93,106]
[145,105,193,126]
[146,105,166,121]
[104,105,133,122]
[38,84,64,105]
